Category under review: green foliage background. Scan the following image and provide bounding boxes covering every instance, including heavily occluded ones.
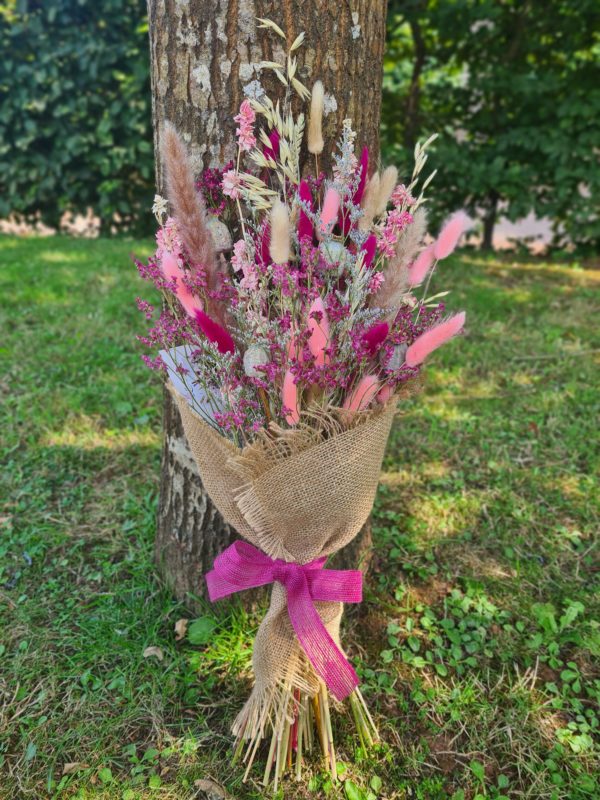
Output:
[0,0,153,233]
[383,0,600,250]
[0,0,599,247]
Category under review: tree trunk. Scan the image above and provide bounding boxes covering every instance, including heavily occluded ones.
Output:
[148,0,388,606]
[482,190,499,250]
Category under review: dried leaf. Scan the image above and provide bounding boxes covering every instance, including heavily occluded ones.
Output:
[62,762,89,776]
[143,646,164,661]
[174,619,188,641]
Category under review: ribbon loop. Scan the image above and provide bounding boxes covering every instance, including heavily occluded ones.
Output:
[205,541,362,700]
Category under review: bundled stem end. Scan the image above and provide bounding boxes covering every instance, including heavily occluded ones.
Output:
[234,682,379,789]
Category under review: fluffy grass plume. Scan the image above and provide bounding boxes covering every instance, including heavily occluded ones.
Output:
[375,166,398,216]
[161,123,218,278]
[360,173,381,231]
[374,207,428,310]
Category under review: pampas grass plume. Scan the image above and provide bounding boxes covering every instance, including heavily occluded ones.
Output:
[308,80,325,155]
[375,166,398,216]
[269,199,291,264]
[359,173,380,230]
[161,123,217,277]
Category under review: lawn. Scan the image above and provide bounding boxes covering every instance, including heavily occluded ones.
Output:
[0,234,598,800]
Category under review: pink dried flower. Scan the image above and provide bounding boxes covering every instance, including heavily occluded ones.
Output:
[222,170,243,200]
[391,184,415,208]
[368,272,384,294]
[234,99,256,152]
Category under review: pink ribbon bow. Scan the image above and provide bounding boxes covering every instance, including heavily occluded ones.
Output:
[205,540,362,700]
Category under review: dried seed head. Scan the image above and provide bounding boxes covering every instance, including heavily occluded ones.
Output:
[308,80,325,155]
[269,199,291,264]
[243,345,270,378]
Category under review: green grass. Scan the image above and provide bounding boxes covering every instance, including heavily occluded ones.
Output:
[0,234,598,800]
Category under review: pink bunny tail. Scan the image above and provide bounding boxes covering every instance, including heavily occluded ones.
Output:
[433,211,470,260]
[319,188,341,236]
[377,384,394,404]
[408,245,436,287]
[307,296,330,367]
[194,310,236,354]
[282,370,300,425]
[161,251,202,317]
[343,374,380,412]
[405,312,466,367]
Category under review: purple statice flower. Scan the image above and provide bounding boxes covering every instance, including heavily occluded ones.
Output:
[136,298,155,320]
[196,160,233,215]
[141,354,167,373]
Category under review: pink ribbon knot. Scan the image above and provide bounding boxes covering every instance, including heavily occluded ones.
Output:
[205,540,362,700]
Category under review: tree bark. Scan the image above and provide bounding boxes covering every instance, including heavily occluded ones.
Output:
[148,0,388,606]
[482,190,499,250]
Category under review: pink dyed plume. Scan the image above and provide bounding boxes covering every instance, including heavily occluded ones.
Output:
[405,312,466,367]
[282,370,300,425]
[343,374,379,412]
[263,128,280,161]
[161,251,202,317]
[408,245,435,287]
[307,296,330,367]
[194,309,235,354]
[362,322,389,355]
[354,147,369,205]
[377,384,394,404]
[298,180,314,242]
[361,234,377,267]
[319,188,341,236]
[342,147,369,235]
[433,211,470,260]
[259,223,271,266]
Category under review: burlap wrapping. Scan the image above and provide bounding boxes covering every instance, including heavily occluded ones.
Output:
[170,384,398,738]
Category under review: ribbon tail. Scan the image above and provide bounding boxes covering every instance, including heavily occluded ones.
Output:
[287,577,358,701]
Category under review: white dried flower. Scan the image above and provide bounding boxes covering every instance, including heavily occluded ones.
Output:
[243,345,270,378]
[152,194,168,223]
[320,240,350,270]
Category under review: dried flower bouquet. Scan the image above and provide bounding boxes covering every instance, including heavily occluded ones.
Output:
[136,19,469,788]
